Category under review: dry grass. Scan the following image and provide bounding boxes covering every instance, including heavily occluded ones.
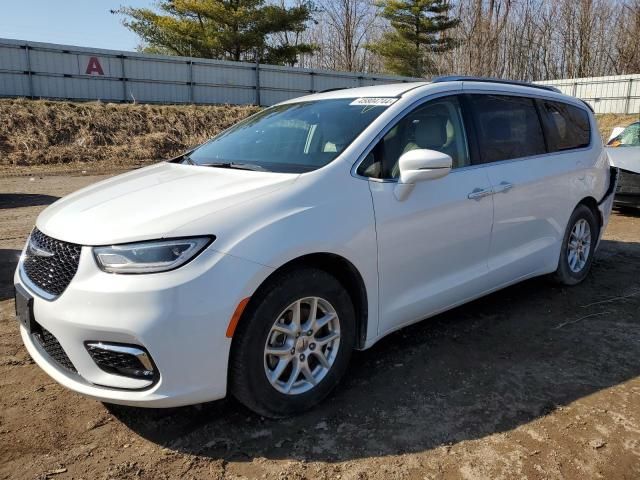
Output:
[0,99,259,176]
[0,98,637,177]
[597,113,639,141]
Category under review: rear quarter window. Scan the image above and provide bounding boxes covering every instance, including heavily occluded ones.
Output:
[540,101,591,151]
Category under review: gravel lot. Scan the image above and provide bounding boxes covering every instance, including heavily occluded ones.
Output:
[1,173,639,480]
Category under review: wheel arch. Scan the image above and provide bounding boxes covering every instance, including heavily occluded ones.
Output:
[234,252,369,350]
[576,196,602,232]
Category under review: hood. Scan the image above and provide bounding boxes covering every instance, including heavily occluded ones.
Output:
[606,147,640,174]
[37,162,298,245]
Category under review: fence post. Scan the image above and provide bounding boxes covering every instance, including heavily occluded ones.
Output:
[309,71,315,93]
[572,81,578,97]
[24,44,34,98]
[255,59,261,106]
[625,79,633,115]
[119,55,127,102]
[189,60,194,104]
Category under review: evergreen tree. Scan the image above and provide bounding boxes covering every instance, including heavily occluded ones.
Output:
[368,0,458,77]
[114,0,316,66]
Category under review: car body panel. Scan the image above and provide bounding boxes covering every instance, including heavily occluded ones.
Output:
[369,167,494,336]
[606,122,640,207]
[37,162,299,245]
[607,145,640,174]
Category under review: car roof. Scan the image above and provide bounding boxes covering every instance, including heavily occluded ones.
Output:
[278,79,591,112]
[279,82,429,104]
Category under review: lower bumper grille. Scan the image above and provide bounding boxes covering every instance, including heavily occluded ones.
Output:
[31,322,77,373]
[86,343,155,381]
[616,169,640,196]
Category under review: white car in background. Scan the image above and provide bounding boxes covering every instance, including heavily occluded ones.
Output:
[14,77,616,417]
[606,121,640,209]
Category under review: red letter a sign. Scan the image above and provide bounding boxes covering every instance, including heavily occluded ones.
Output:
[85,57,104,75]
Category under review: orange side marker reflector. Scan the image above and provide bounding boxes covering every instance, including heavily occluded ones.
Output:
[226,297,250,338]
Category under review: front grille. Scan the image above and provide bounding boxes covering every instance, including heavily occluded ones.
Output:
[22,228,81,297]
[31,321,77,373]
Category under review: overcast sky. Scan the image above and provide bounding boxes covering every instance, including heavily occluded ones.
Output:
[1,0,154,51]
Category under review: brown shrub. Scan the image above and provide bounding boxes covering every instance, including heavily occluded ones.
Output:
[0,99,259,175]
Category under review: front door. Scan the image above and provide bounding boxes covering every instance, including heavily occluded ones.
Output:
[361,95,495,335]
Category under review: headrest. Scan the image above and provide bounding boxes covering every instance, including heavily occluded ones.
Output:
[413,114,448,149]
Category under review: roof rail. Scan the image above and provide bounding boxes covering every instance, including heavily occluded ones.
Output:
[319,87,351,93]
[431,76,563,94]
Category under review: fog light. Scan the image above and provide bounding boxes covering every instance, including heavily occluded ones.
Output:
[85,342,156,380]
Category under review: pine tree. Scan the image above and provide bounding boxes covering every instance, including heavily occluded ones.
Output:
[115,0,316,66]
[368,0,458,77]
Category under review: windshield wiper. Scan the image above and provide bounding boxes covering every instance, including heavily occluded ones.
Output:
[181,153,196,165]
[200,162,268,172]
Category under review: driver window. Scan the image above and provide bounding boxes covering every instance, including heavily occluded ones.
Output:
[358,96,470,179]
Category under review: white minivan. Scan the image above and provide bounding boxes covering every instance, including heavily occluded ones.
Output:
[14,77,616,417]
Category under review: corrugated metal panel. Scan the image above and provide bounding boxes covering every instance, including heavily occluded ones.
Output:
[0,72,30,96]
[193,63,254,87]
[536,74,640,114]
[0,44,28,70]
[127,81,190,103]
[32,76,123,101]
[2,38,636,113]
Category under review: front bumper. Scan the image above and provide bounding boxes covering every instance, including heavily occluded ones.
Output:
[14,244,271,407]
[614,169,640,207]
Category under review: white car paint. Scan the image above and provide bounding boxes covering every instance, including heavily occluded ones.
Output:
[14,79,615,407]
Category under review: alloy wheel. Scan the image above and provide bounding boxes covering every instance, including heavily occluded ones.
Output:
[263,297,340,395]
[567,218,592,273]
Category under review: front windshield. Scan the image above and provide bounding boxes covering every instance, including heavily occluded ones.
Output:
[187,99,390,173]
[608,122,640,147]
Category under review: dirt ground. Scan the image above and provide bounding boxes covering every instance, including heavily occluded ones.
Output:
[1,173,639,480]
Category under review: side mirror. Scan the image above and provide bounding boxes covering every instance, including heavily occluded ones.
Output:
[394,149,452,201]
[607,127,625,144]
[398,149,452,184]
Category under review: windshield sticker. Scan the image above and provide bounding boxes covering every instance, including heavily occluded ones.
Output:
[350,97,397,106]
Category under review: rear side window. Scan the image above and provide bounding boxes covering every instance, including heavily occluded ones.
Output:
[468,95,546,163]
[541,101,591,151]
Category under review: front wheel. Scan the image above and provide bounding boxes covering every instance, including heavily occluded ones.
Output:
[552,205,599,285]
[229,268,355,418]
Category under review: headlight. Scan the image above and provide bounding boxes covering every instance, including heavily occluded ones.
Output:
[93,237,213,274]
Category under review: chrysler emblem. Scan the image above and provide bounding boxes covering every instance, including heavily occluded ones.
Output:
[28,236,54,258]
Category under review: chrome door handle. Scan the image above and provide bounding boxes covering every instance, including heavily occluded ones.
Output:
[467,187,494,200]
[494,181,514,193]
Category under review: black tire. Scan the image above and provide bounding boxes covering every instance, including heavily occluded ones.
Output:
[552,204,599,286]
[229,268,355,418]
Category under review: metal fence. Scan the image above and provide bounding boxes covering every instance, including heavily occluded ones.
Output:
[1,38,639,113]
[0,38,421,106]
[536,75,640,114]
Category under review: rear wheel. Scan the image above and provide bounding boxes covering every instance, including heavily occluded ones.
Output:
[229,268,355,417]
[552,204,599,285]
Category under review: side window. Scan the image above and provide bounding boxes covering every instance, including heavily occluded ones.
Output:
[357,96,471,179]
[468,94,546,163]
[541,101,591,151]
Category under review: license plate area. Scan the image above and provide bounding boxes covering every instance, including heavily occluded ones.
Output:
[14,284,34,334]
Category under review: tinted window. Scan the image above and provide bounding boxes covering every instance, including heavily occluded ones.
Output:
[608,122,640,147]
[188,99,388,173]
[468,94,546,163]
[357,96,470,179]
[541,101,591,151]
